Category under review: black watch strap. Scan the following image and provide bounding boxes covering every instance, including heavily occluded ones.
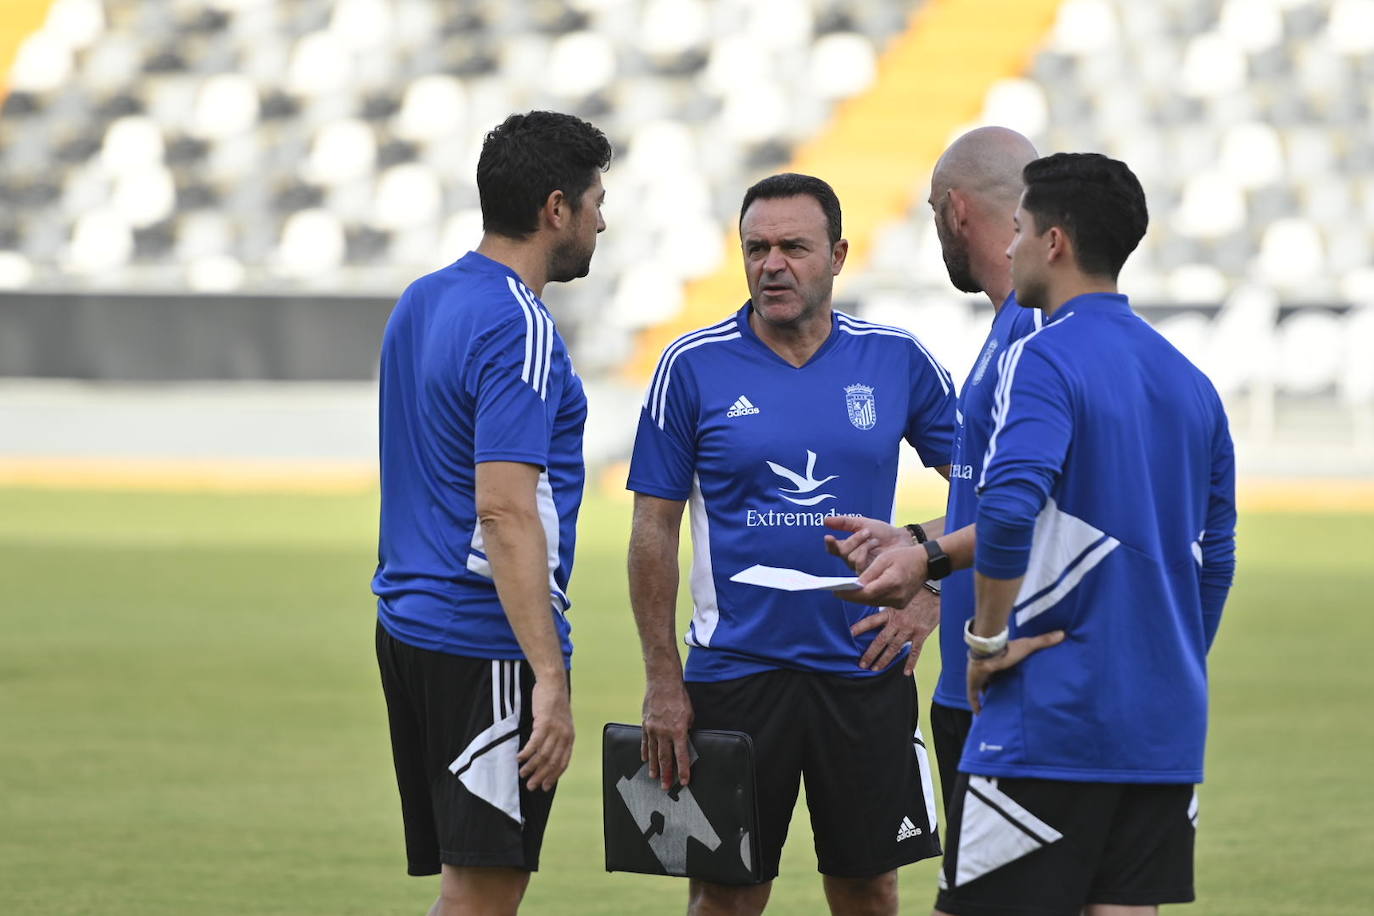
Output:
[904,523,928,544]
[923,539,952,580]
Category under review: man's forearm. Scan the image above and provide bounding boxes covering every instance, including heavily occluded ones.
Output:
[917,515,946,540]
[482,506,567,682]
[628,517,684,680]
[934,522,975,571]
[972,571,1022,637]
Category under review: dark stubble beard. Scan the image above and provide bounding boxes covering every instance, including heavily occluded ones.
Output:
[548,236,593,284]
[942,242,982,294]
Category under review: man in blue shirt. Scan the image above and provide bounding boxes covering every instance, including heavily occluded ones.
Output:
[841,154,1237,914]
[372,111,610,915]
[628,173,956,915]
[823,127,1041,814]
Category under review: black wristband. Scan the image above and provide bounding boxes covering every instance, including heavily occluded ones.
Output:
[905,523,928,544]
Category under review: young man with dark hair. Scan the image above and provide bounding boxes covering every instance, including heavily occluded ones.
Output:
[627,172,955,915]
[372,110,610,916]
[926,152,1233,915]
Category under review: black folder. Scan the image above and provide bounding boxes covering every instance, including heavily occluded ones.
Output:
[602,723,762,884]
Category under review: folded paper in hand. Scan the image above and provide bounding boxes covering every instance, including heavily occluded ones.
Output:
[729,564,860,592]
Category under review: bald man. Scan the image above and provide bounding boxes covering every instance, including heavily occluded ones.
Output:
[825,127,1043,808]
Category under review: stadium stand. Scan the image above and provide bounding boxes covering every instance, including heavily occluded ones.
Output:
[0,0,1370,469]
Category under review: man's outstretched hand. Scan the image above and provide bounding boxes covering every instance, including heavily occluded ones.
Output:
[823,515,909,573]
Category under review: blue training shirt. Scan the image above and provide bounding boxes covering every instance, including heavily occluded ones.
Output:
[934,294,1042,711]
[963,292,1236,783]
[372,251,587,663]
[627,303,957,682]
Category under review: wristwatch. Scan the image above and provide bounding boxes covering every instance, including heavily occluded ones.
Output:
[904,523,928,544]
[923,539,952,580]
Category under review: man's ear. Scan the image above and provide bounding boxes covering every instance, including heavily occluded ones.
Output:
[1046,225,1071,266]
[542,189,569,230]
[945,189,968,236]
[831,238,849,276]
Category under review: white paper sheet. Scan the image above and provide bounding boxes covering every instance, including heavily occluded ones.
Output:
[729,564,860,592]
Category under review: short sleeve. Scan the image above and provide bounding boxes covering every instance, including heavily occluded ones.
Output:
[626,349,699,501]
[466,315,556,467]
[903,338,957,466]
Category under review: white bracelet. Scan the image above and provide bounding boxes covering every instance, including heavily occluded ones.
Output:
[963,617,1009,656]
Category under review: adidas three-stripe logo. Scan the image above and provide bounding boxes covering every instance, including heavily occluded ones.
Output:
[726,395,760,418]
[896,816,922,841]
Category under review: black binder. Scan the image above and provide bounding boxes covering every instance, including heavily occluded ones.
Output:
[602,723,763,884]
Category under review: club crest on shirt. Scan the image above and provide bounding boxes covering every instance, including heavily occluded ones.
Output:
[844,384,876,430]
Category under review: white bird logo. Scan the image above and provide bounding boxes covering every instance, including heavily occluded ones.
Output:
[766,450,838,506]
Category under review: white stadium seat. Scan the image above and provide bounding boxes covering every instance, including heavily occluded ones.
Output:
[547,31,618,98]
[43,0,106,52]
[1219,122,1285,189]
[329,0,394,52]
[372,163,443,230]
[304,119,378,187]
[1328,0,1374,53]
[110,165,176,229]
[1276,309,1344,394]
[639,0,710,59]
[66,209,133,275]
[276,209,345,278]
[99,116,165,175]
[0,251,36,290]
[981,79,1050,140]
[286,32,352,97]
[8,31,74,93]
[1173,172,1247,239]
[809,33,878,100]
[189,74,260,140]
[394,75,467,142]
[1178,32,1247,98]
[1218,0,1283,52]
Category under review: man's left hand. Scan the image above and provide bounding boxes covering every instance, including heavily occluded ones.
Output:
[966,631,1066,714]
[850,586,940,674]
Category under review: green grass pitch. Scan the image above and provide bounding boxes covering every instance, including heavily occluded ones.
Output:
[0,486,1371,914]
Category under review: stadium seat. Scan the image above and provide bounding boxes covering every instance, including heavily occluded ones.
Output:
[0,251,36,289]
[1276,309,1344,394]
[1208,285,1280,395]
[189,74,259,140]
[371,163,442,230]
[547,31,618,99]
[276,208,345,279]
[393,74,466,142]
[1219,122,1285,189]
[1256,217,1326,293]
[809,33,878,100]
[9,30,75,93]
[66,208,133,275]
[111,164,176,229]
[304,118,377,186]
[639,0,710,61]
[1327,0,1374,53]
[286,31,352,98]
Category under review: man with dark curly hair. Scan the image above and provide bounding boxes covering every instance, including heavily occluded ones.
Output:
[372,111,610,915]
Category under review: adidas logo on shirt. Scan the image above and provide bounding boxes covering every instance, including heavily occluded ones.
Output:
[896,816,922,841]
[726,395,761,418]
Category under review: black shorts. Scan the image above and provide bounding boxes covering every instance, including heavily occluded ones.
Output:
[930,701,973,814]
[685,664,941,882]
[936,775,1197,915]
[375,621,558,875]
